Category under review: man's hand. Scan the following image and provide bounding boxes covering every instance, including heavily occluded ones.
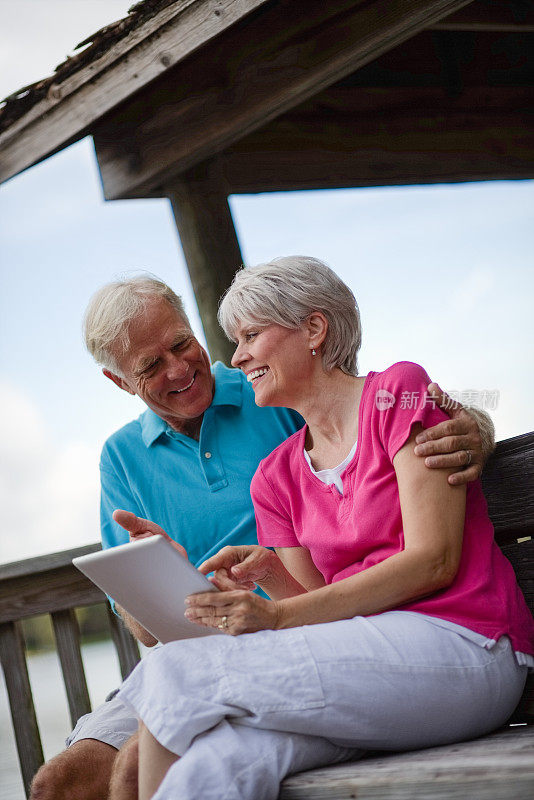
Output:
[112,510,188,646]
[414,383,495,486]
[112,509,188,558]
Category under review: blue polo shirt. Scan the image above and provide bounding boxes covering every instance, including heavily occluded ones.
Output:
[100,362,303,568]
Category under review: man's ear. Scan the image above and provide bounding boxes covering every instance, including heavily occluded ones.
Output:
[102,368,136,396]
[305,311,328,351]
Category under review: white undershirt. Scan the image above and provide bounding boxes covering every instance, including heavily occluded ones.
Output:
[303,440,358,495]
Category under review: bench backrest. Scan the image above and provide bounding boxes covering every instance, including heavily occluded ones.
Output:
[480,431,534,722]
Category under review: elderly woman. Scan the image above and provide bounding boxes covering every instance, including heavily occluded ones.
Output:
[116,257,534,800]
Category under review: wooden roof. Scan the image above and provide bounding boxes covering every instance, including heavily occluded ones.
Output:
[0,0,273,185]
[0,1,175,131]
[0,0,533,196]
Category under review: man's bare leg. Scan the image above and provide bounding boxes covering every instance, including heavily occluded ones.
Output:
[108,732,140,800]
[138,722,178,800]
[29,739,117,800]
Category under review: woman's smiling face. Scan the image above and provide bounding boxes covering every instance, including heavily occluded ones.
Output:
[231,321,312,407]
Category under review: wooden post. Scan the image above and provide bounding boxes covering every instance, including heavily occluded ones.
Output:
[0,621,43,798]
[165,161,243,365]
[51,609,92,727]
[106,605,141,680]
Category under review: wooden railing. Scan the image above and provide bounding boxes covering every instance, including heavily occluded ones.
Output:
[1,433,533,798]
[0,544,140,798]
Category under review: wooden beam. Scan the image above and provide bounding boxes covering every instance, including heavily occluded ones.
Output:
[0,543,100,582]
[336,25,533,94]
[221,148,534,192]
[217,86,534,192]
[433,21,534,31]
[0,0,271,185]
[431,0,534,32]
[0,545,105,623]
[93,0,474,199]
[165,162,242,365]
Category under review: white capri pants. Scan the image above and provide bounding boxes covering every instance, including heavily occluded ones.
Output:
[117,611,527,800]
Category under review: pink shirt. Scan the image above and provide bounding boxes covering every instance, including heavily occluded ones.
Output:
[252,362,534,656]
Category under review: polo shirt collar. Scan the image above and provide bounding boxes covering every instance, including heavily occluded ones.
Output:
[140,409,168,447]
[139,362,243,447]
[210,361,243,409]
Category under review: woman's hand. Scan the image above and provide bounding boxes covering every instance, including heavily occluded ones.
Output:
[184,587,280,635]
[199,545,281,592]
[112,509,188,559]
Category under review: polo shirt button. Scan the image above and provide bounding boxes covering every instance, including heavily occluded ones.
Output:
[204,452,212,459]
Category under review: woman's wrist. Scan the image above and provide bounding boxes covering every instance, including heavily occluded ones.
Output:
[255,550,308,600]
[269,594,319,630]
[271,598,287,630]
[252,549,287,593]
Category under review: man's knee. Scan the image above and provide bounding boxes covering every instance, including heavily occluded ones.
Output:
[29,739,117,800]
[109,733,139,800]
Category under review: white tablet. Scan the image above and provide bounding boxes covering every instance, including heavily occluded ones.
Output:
[73,536,222,643]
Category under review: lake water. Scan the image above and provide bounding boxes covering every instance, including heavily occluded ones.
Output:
[0,640,125,799]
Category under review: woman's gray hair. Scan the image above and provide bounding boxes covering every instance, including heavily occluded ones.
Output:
[218,256,362,375]
[84,275,189,375]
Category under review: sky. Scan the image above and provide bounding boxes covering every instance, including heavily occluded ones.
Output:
[0,1,533,565]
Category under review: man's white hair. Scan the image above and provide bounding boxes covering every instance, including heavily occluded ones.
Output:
[83,275,189,375]
[218,256,362,375]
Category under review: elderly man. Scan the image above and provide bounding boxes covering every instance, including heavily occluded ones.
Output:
[29,275,493,800]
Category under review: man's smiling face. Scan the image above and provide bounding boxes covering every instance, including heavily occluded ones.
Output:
[108,298,214,437]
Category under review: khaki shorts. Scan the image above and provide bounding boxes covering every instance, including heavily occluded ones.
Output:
[65,694,139,750]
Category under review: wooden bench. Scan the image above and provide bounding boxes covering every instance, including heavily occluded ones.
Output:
[0,432,532,799]
[281,431,534,799]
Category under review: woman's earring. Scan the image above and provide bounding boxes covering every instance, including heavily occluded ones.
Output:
[311,349,316,356]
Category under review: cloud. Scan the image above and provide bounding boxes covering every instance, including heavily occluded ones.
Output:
[450,267,496,314]
[0,381,101,564]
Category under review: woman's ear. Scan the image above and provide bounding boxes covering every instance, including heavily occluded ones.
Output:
[305,311,328,351]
